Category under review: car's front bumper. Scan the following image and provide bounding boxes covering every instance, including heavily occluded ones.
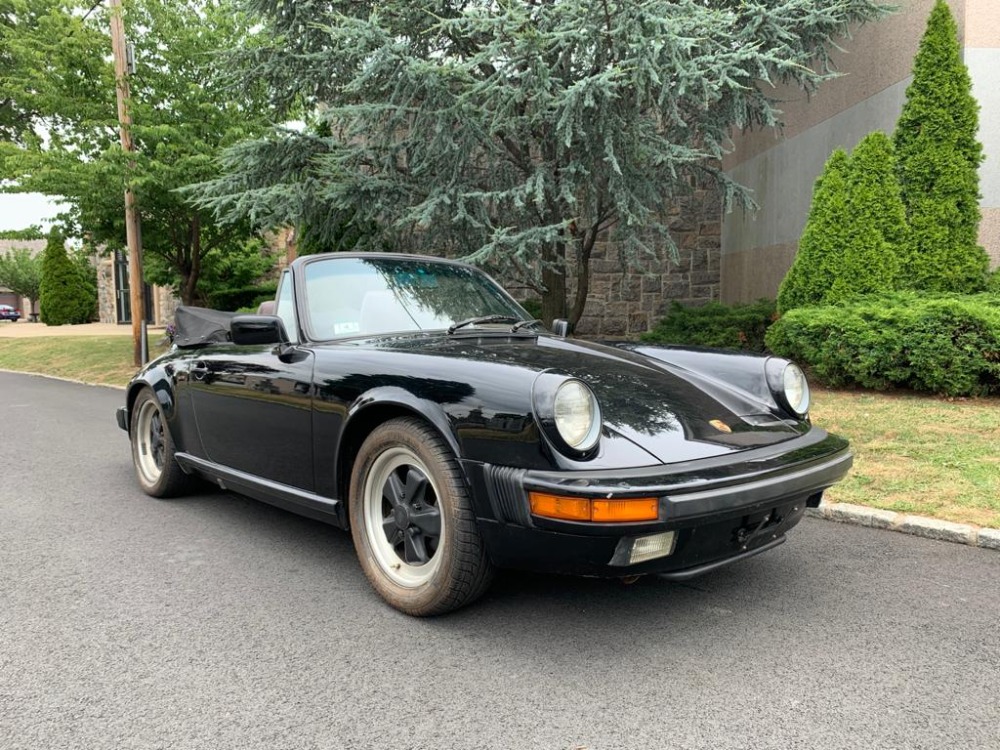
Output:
[462,429,851,578]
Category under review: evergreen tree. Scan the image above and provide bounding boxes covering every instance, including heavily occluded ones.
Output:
[779,133,909,311]
[893,0,987,292]
[777,149,851,313]
[193,0,890,326]
[39,228,92,325]
[828,132,908,302]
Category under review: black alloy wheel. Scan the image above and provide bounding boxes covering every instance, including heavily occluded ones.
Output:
[349,418,493,616]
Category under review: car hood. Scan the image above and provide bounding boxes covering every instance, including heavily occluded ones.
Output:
[335,332,800,464]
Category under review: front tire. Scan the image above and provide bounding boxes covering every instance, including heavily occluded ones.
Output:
[130,388,192,498]
[349,418,494,616]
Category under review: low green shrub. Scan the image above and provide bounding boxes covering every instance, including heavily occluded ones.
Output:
[988,268,1000,294]
[766,293,1000,396]
[207,283,279,312]
[519,298,543,320]
[642,299,777,352]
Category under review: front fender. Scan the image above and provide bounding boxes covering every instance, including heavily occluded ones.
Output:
[616,344,788,417]
[344,385,463,458]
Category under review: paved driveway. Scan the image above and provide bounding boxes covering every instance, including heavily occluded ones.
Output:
[2,372,998,750]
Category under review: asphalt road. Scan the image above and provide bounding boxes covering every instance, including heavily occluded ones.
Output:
[1,371,998,750]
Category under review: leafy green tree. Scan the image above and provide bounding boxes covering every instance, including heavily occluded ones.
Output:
[0,226,44,241]
[144,235,275,307]
[0,0,274,305]
[39,228,93,324]
[0,246,42,313]
[893,0,988,292]
[1,0,109,145]
[193,0,890,326]
[828,132,908,302]
[777,149,851,313]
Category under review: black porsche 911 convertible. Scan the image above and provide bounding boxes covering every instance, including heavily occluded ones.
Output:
[117,253,851,615]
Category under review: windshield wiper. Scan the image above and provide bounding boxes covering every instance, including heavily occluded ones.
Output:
[510,318,542,333]
[447,315,521,335]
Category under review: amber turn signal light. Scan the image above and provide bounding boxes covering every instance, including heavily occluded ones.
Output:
[529,492,659,523]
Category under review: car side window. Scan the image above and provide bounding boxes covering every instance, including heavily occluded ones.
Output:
[275,271,299,342]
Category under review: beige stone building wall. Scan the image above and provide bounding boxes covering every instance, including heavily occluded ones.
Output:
[721,0,1000,303]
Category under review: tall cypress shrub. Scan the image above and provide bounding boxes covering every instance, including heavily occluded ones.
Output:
[777,149,851,313]
[828,132,909,303]
[893,0,987,292]
[39,229,93,325]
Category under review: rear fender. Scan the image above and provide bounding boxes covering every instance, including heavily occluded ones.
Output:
[125,365,176,431]
[124,362,203,458]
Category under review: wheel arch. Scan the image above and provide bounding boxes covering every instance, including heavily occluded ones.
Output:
[335,389,463,516]
[125,370,176,435]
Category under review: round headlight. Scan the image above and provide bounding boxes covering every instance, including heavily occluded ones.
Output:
[782,363,810,416]
[553,379,602,452]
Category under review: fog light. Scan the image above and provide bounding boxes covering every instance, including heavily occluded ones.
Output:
[609,531,677,566]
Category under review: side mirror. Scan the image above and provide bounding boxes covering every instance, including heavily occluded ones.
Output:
[231,315,289,346]
[552,318,571,338]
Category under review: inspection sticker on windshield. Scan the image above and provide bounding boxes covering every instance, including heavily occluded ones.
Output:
[334,322,361,335]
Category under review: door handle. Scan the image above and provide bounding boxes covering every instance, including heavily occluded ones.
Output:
[191,362,209,381]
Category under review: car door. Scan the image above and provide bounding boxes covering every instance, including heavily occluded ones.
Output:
[189,271,315,491]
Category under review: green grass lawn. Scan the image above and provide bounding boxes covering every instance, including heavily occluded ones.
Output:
[811,389,1000,529]
[2,335,997,528]
[0,336,157,387]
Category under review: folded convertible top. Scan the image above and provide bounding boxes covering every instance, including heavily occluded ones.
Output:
[172,306,235,348]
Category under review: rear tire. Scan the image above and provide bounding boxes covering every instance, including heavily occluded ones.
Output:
[130,388,192,498]
[349,418,494,616]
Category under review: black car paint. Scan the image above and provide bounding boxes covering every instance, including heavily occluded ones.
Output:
[120,254,851,579]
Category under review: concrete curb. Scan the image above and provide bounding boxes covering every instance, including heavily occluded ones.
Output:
[807,503,1000,551]
[0,368,127,390]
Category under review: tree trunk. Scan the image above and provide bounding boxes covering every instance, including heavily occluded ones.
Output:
[179,216,202,306]
[568,230,595,329]
[540,242,567,326]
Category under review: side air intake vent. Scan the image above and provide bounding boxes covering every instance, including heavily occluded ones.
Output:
[484,464,529,525]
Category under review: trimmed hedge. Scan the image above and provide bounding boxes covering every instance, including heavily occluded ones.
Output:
[988,269,1000,294]
[766,293,1000,396]
[642,299,777,352]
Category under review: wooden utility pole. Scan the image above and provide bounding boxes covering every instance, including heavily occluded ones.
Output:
[109,0,145,366]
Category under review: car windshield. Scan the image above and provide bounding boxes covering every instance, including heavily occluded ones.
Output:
[302,256,531,339]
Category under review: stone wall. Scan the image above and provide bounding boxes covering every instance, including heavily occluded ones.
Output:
[154,285,179,325]
[573,185,722,337]
[259,192,723,339]
[96,255,116,324]
[95,252,178,326]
